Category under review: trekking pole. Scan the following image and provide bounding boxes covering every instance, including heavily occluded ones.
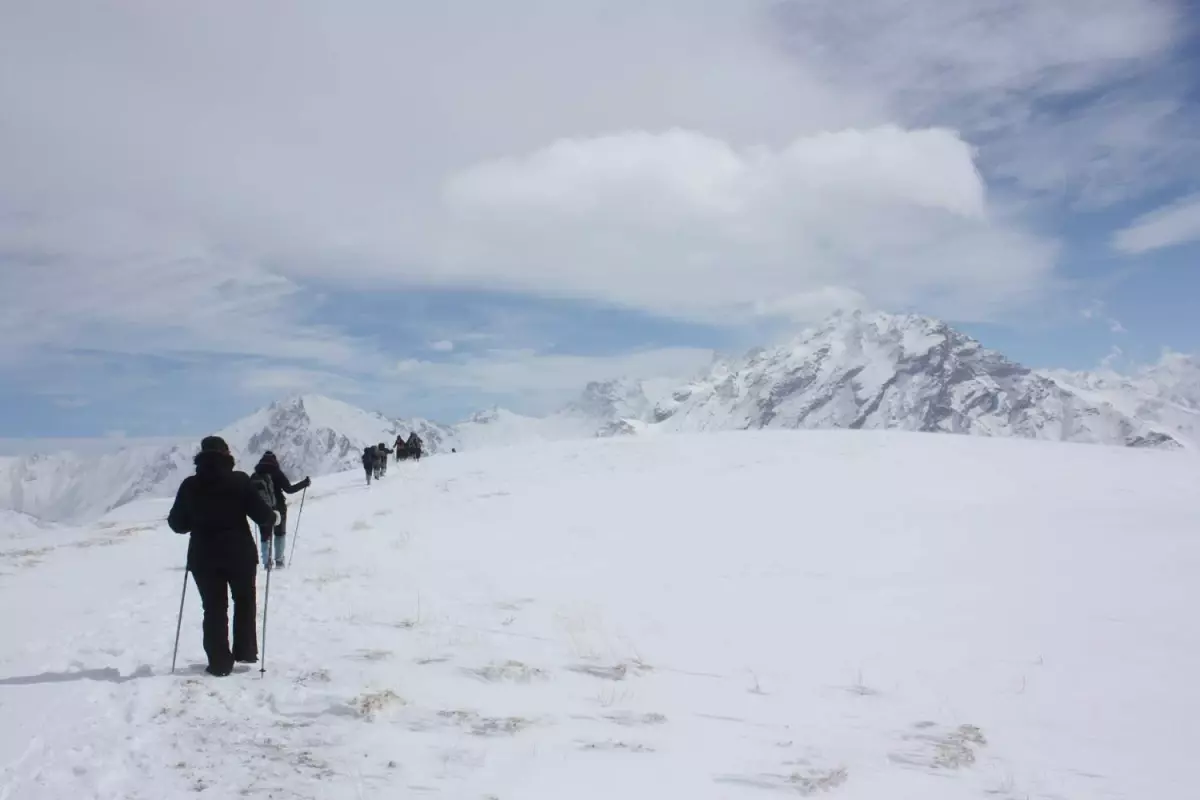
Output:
[260,535,273,676]
[170,565,188,674]
[287,486,307,565]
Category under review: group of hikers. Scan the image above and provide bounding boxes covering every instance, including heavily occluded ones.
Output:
[166,431,437,676]
[361,431,424,484]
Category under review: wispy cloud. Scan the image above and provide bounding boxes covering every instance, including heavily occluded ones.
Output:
[1081,299,1128,334]
[1113,193,1200,254]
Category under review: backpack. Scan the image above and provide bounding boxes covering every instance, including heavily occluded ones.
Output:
[362,447,376,465]
[251,470,276,510]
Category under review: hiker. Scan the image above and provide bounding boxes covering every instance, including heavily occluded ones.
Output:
[394,434,406,463]
[376,442,392,477]
[362,445,378,484]
[406,431,423,461]
[167,435,277,676]
[250,451,311,569]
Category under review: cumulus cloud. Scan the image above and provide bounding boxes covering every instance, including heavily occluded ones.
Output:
[1113,193,1200,254]
[437,126,1055,322]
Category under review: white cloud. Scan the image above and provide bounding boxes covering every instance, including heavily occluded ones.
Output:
[0,0,1187,401]
[235,365,367,398]
[387,347,716,415]
[0,210,377,369]
[1081,300,1128,335]
[437,126,1056,322]
[767,0,1187,202]
[429,340,455,353]
[1113,193,1200,254]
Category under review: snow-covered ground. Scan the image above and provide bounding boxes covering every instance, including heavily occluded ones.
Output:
[1,431,1197,799]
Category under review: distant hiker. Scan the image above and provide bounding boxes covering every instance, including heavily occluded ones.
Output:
[376,442,392,478]
[250,451,311,569]
[394,434,406,463]
[362,445,378,484]
[167,435,277,676]
[406,432,423,461]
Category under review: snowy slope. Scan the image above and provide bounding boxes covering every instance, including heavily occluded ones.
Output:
[1045,352,1200,449]
[0,444,194,525]
[0,509,57,542]
[0,395,454,524]
[652,310,1181,448]
[0,431,1197,799]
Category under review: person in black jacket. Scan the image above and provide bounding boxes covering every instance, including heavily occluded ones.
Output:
[406,431,423,461]
[251,451,311,569]
[362,445,377,484]
[167,435,277,676]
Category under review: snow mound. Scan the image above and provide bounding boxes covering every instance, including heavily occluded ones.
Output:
[0,430,1197,799]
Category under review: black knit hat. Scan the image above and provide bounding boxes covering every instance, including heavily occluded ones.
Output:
[199,435,230,454]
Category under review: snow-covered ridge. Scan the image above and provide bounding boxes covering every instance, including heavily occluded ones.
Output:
[2,311,1196,524]
[1042,351,1200,449]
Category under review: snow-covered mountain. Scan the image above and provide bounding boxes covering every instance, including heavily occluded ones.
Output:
[219,394,454,479]
[650,311,1182,449]
[1044,352,1200,449]
[3,311,1195,525]
[0,395,455,524]
[0,445,194,526]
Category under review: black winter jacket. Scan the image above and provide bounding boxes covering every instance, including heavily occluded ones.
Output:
[168,451,277,570]
[253,458,311,508]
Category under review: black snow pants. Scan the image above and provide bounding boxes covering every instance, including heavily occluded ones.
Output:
[191,563,258,671]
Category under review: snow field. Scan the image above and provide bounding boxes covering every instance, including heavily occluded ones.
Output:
[1,430,1199,799]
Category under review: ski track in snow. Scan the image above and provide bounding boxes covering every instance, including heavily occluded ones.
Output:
[1,430,1199,799]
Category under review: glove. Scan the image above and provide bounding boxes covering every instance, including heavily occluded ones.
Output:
[273,510,282,526]
[299,476,312,490]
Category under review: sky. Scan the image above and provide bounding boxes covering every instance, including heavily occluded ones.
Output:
[1,0,1199,443]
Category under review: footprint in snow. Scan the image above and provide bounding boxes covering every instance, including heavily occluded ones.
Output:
[566,660,653,682]
[714,765,849,795]
[888,722,987,771]
[462,660,548,684]
[578,739,656,753]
